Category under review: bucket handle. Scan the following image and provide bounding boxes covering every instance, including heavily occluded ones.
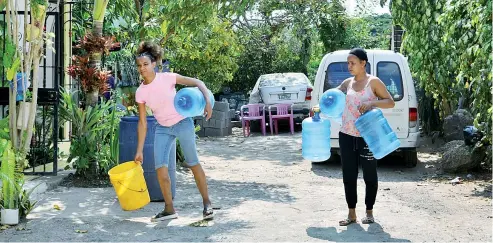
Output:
[115,181,148,193]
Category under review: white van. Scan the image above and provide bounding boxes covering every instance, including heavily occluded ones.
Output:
[310,50,419,167]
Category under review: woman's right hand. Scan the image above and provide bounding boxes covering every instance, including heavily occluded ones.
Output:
[134,151,143,164]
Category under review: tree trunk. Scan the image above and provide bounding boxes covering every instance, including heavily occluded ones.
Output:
[82,1,109,178]
[299,28,311,75]
[89,52,102,70]
[441,99,453,118]
[85,90,99,107]
[86,20,103,107]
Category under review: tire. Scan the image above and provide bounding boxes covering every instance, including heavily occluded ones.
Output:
[403,150,418,168]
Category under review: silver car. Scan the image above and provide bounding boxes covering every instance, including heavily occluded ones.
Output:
[248,72,313,123]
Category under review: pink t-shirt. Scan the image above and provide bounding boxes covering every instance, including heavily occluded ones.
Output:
[135,72,184,127]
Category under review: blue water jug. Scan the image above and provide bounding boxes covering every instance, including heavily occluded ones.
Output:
[319,88,345,120]
[11,73,29,101]
[174,87,215,117]
[355,109,400,159]
[302,107,331,162]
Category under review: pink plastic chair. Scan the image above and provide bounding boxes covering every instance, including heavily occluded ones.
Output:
[240,104,266,137]
[268,104,294,135]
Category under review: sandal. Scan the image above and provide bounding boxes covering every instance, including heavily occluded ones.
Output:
[203,206,214,220]
[339,218,357,226]
[362,216,375,224]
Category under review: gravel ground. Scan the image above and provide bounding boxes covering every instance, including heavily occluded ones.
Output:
[1,128,491,242]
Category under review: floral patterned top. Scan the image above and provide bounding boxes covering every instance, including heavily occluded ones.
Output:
[340,78,378,137]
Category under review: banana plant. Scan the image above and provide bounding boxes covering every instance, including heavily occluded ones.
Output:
[1,140,18,210]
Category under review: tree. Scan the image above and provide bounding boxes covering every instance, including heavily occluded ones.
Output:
[378,0,492,142]
[227,0,335,91]
[344,14,391,49]
[318,0,348,52]
[2,0,52,191]
[230,25,277,92]
[101,0,250,85]
[167,16,241,93]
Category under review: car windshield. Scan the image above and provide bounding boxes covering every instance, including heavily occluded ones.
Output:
[324,62,404,101]
[324,62,371,91]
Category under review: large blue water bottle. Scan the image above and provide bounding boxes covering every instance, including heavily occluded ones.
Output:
[355,108,400,159]
[319,88,345,120]
[11,73,29,101]
[302,107,331,162]
[174,87,215,117]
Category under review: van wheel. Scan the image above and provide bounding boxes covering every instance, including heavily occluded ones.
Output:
[403,150,418,168]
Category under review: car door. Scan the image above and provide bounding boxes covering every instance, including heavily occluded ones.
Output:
[373,52,409,139]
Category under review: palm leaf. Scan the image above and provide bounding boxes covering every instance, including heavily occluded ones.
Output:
[1,141,18,209]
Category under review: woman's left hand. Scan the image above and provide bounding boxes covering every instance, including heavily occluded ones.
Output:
[358,101,374,114]
[204,102,213,120]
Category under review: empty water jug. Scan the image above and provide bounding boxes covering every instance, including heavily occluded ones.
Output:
[355,108,400,159]
[302,107,331,162]
[174,87,215,117]
[319,88,345,120]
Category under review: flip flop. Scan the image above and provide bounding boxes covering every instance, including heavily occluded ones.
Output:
[362,216,375,224]
[339,218,357,226]
[203,206,214,220]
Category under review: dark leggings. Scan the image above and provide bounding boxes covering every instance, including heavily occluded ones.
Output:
[339,132,378,210]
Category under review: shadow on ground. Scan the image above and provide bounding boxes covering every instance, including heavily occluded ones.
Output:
[174,176,297,210]
[306,223,411,242]
[198,132,303,166]
[2,175,295,242]
[470,183,492,199]
[308,153,441,183]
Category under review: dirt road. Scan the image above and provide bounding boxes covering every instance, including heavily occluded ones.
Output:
[1,128,491,242]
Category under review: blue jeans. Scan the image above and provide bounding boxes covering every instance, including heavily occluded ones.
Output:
[154,117,200,170]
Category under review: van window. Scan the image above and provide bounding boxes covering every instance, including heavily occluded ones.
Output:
[376,62,404,101]
[324,62,371,91]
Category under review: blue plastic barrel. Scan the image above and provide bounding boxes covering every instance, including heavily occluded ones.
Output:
[355,109,401,159]
[302,107,331,162]
[319,88,345,119]
[119,116,176,201]
[174,87,215,117]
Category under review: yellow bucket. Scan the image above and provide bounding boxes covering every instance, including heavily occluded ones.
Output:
[108,161,150,211]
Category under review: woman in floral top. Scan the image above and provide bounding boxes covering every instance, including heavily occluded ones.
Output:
[336,48,395,226]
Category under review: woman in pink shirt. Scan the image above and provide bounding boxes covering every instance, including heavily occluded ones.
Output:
[336,48,395,226]
[133,41,213,221]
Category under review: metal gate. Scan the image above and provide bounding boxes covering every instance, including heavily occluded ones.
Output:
[0,2,64,175]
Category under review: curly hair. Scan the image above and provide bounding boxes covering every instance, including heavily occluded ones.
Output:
[136,41,162,63]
